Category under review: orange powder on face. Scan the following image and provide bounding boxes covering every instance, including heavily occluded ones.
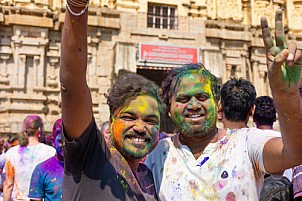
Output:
[112,120,126,144]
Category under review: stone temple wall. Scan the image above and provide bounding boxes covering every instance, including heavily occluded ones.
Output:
[0,0,302,136]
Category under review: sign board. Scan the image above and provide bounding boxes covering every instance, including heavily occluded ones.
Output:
[139,43,199,64]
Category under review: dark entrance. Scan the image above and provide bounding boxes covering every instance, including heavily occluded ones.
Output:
[137,68,176,133]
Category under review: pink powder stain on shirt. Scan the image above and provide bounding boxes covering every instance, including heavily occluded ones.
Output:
[214,179,228,190]
[225,192,236,201]
[172,157,177,164]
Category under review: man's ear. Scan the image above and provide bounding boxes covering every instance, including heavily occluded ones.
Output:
[249,105,256,116]
[217,100,223,120]
[218,100,223,112]
[109,115,113,133]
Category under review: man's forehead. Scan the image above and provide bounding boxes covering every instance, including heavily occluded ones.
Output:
[175,73,212,91]
[116,95,160,116]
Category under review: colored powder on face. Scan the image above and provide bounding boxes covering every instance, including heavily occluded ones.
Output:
[111,95,160,159]
[171,73,217,136]
[111,119,126,146]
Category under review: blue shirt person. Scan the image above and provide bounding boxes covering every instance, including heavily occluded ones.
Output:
[28,119,64,201]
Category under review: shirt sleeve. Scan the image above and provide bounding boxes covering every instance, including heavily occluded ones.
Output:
[28,164,44,199]
[246,128,282,177]
[4,151,14,183]
[62,117,111,177]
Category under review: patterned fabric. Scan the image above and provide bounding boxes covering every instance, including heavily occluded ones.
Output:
[28,156,64,201]
[293,165,302,199]
[145,128,281,201]
[5,144,55,200]
[260,175,294,201]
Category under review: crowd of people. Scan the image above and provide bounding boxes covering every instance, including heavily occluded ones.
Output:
[0,4,301,201]
[0,116,63,201]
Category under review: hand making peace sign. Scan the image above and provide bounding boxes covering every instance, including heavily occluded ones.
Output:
[261,9,302,95]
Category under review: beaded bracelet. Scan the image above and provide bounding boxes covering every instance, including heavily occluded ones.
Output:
[68,0,88,7]
[66,0,89,16]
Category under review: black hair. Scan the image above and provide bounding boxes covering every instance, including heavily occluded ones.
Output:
[5,134,12,140]
[105,72,166,119]
[161,63,218,112]
[253,96,276,126]
[220,78,256,122]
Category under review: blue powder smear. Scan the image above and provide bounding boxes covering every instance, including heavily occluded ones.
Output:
[197,157,209,167]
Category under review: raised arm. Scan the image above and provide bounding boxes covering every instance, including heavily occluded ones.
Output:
[60,1,92,140]
[261,9,302,173]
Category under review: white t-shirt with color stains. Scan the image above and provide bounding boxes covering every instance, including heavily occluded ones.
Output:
[5,143,55,200]
[145,128,281,201]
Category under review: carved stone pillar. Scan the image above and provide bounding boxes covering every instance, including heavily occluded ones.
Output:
[226,64,232,80]
[33,55,40,87]
[258,65,267,96]
[252,59,259,86]
[0,53,11,85]
[293,0,302,8]
[242,0,250,24]
[235,66,241,78]
[18,55,26,86]
[47,56,59,88]
[291,0,302,31]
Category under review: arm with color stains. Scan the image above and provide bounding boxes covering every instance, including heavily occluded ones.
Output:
[261,9,302,173]
[60,1,92,140]
[3,160,14,201]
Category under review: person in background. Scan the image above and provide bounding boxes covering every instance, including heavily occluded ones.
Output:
[9,138,17,147]
[0,139,6,200]
[219,78,256,129]
[28,119,64,201]
[3,115,56,201]
[0,138,12,201]
[253,96,277,131]
[100,121,110,142]
[293,165,302,201]
[3,135,11,148]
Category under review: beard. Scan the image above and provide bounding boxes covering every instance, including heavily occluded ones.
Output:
[112,137,157,160]
[175,117,217,139]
